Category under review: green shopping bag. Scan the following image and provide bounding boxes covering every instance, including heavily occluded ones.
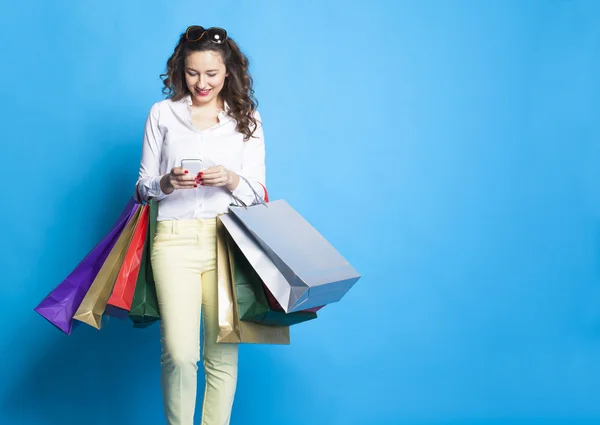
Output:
[226,234,318,327]
[128,199,160,328]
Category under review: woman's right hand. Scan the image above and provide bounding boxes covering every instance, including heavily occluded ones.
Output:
[160,167,199,195]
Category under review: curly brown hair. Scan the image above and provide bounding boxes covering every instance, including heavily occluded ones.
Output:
[160,29,259,141]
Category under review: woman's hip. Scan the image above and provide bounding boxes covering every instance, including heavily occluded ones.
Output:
[151,218,217,272]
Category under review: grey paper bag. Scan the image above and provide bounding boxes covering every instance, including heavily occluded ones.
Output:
[220,213,294,313]
[216,218,290,344]
[226,199,361,313]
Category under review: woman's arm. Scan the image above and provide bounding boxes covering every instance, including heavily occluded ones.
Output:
[229,110,267,205]
[135,103,170,202]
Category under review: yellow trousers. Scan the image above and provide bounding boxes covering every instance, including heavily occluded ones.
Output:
[151,218,238,425]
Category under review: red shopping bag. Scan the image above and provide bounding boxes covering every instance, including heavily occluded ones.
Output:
[107,203,150,311]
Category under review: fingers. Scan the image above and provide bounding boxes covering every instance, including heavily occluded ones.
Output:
[170,167,196,189]
[201,166,223,176]
[172,181,197,189]
[200,175,228,186]
[171,167,187,176]
[172,179,196,189]
[169,165,228,189]
[198,165,228,187]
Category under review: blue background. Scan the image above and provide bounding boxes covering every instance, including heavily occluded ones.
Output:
[1,0,600,424]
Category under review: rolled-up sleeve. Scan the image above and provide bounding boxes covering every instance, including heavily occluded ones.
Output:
[135,103,169,203]
[231,110,267,205]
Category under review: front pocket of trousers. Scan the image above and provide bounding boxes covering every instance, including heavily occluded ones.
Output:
[151,233,199,265]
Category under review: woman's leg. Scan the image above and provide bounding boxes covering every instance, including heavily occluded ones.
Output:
[199,250,239,424]
[152,220,213,425]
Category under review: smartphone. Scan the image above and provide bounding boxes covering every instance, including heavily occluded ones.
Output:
[181,159,204,176]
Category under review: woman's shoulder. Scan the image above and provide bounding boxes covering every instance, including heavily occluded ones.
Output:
[252,109,263,128]
[150,97,179,111]
[146,97,185,120]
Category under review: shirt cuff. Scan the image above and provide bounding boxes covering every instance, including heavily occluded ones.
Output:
[151,175,169,202]
[230,175,264,206]
[137,175,169,203]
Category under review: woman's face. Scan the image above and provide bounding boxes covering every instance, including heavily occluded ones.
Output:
[184,50,227,106]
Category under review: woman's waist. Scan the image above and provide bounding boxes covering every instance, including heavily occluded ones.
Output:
[156,189,231,221]
[157,217,217,229]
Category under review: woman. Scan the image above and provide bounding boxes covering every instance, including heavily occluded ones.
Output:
[135,25,267,425]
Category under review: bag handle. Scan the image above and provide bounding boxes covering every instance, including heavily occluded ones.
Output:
[231,175,268,209]
[258,182,269,202]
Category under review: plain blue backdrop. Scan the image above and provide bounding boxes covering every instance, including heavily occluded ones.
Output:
[1,0,600,424]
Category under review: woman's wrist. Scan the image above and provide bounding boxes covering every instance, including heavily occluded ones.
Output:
[160,174,175,195]
[226,170,240,192]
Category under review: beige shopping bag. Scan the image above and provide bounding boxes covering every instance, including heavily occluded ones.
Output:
[73,205,143,329]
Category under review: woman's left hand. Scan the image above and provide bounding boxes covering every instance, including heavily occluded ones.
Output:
[199,165,239,191]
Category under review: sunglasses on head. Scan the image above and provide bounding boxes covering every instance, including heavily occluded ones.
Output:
[185,26,228,44]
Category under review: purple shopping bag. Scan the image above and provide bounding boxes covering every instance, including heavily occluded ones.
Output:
[34,198,140,335]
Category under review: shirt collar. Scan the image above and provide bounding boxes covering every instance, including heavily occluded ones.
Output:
[180,94,232,123]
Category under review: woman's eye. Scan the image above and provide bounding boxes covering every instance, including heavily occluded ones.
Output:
[207,74,217,77]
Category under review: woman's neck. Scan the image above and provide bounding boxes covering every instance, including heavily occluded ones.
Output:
[191,96,224,112]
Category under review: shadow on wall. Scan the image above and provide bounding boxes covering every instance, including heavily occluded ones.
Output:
[1,314,162,425]
[2,315,298,425]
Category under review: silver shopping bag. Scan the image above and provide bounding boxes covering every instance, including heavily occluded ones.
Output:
[226,180,361,313]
